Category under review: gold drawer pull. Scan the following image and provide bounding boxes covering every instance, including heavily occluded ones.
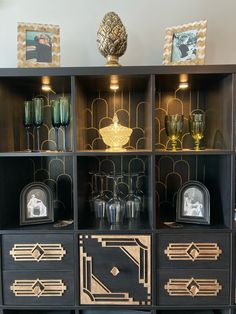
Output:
[10,243,66,262]
[10,279,67,297]
[164,242,222,261]
[110,266,120,276]
[165,277,222,297]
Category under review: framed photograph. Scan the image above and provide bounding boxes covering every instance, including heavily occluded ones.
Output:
[163,20,207,65]
[17,22,60,67]
[20,182,54,225]
[176,180,210,225]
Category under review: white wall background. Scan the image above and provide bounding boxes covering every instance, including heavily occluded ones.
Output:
[0,0,235,67]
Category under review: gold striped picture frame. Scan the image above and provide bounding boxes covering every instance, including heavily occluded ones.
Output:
[163,20,207,65]
[17,22,60,68]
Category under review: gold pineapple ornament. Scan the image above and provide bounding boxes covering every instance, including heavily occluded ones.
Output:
[97,11,127,66]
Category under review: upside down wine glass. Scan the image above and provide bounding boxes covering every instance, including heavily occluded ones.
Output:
[106,174,125,226]
[189,113,205,150]
[93,174,108,223]
[23,101,33,151]
[165,114,184,151]
[60,97,70,151]
[51,100,61,151]
[124,173,141,222]
[33,97,44,151]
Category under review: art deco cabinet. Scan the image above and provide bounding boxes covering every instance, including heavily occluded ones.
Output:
[0,65,235,314]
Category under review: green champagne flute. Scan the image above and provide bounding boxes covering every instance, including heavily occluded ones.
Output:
[189,113,205,150]
[23,101,33,151]
[165,114,184,151]
[59,97,70,151]
[32,97,44,151]
[51,100,61,151]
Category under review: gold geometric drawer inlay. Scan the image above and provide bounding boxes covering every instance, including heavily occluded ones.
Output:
[164,242,222,261]
[165,277,222,297]
[10,279,67,297]
[10,243,66,262]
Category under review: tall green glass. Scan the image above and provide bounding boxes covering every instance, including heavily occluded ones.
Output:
[32,97,44,151]
[59,97,70,151]
[189,113,205,150]
[165,114,184,151]
[51,100,61,151]
[23,101,33,151]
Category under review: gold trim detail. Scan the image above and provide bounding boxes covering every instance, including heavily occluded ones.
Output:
[165,278,222,297]
[164,242,222,261]
[110,267,120,276]
[80,235,151,305]
[10,243,66,262]
[10,279,67,297]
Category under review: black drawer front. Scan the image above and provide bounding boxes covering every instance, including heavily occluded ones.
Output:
[80,234,151,305]
[2,234,74,270]
[3,270,74,305]
[157,233,230,269]
[157,269,229,305]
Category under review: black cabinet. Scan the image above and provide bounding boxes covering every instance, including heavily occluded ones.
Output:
[0,65,235,313]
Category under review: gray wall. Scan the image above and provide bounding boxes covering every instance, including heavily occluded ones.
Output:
[0,0,235,67]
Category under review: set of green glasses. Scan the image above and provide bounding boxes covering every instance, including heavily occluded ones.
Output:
[23,97,70,152]
[165,113,205,151]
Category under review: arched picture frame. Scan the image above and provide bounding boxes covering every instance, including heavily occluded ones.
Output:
[176,180,210,225]
[20,182,54,225]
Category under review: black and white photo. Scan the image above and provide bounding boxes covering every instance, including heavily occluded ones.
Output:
[20,182,54,225]
[176,180,210,225]
[171,30,197,62]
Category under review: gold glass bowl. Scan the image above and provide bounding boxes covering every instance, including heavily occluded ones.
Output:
[99,114,132,151]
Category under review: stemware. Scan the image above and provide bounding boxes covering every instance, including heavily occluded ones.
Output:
[165,114,184,151]
[124,173,141,221]
[93,174,108,223]
[135,173,145,212]
[51,100,61,151]
[189,113,205,150]
[32,97,44,151]
[23,101,33,151]
[60,97,70,151]
[106,174,125,226]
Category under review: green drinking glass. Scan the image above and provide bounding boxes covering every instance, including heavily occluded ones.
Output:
[165,114,184,151]
[51,100,61,151]
[189,113,205,150]
[59,97,70,151]
[32,97,44,151]
[23,101,33,151]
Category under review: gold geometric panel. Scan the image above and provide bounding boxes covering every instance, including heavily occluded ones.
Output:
[10,243,66,262]
[10,279,67,297]
[165,277,222,297]
[164,242,222,261]
[80,234,151,305]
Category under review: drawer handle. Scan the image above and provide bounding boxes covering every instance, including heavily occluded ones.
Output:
[110,266,120,276]
[165,277,222,297]
[10,243,66,262]
[10,279,67,297]
[164,242,222,261]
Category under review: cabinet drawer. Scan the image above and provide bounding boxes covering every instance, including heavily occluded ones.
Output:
[3,270,74,305]
[157,233,229,269]
[2,234,74,270]
[158,269,229,305]
[79,234,152,305]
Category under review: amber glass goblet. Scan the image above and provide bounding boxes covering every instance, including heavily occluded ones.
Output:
[189,113,205,150]
[165,114,184,151]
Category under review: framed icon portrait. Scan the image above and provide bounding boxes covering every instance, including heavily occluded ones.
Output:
[20,182,54,225]
[163,20,207,65]
[176,180,210,225]
[17,22,60,67]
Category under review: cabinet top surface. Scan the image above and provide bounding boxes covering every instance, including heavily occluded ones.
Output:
[0,64,236,76]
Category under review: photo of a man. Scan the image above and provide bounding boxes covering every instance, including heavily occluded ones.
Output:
[26,31,52,63]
